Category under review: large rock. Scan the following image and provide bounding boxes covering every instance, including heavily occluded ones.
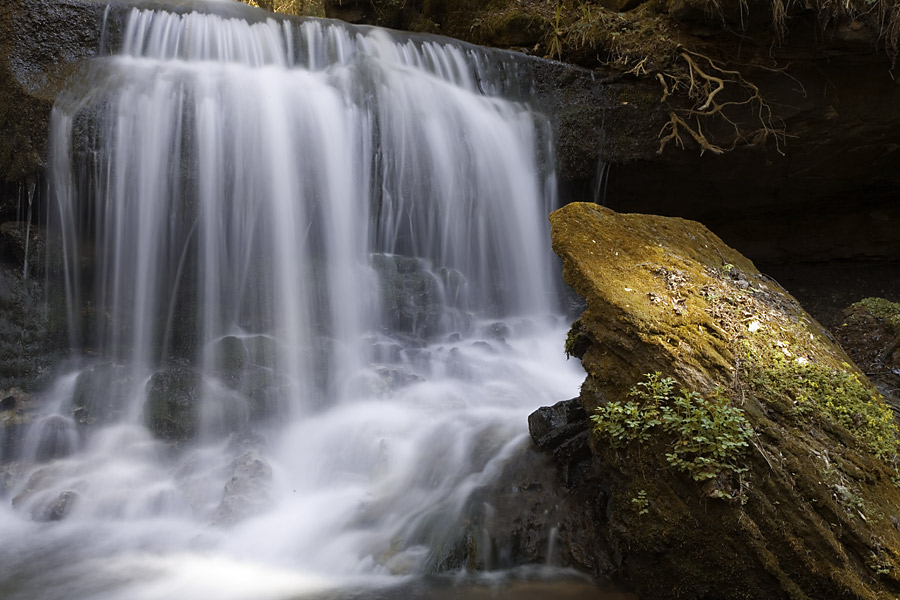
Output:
[536,203,900,599]
[143,365,201,442]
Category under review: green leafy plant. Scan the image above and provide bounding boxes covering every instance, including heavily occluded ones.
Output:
[591,372,753,481]
[869,550,893,575]
[631,489,649,514]
[659,388,752,481]
[589,372,671,446]
[564,318,590,359]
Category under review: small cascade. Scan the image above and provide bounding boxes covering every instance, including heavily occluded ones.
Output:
[0,5,585,599]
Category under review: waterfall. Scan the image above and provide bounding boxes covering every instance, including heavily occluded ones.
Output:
[0,6,585,598]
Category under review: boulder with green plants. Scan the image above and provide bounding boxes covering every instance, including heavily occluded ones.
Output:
[836,297,900,418]
[544,202,900,599]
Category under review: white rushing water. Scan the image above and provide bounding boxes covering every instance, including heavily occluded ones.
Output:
[0,6,585,599]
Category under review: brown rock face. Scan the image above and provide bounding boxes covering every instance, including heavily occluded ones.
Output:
[542,202,900,599]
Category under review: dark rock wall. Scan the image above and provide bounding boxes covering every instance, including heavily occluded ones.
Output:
[0,0,107,183]
[603,44,900,265]
[342,1,900,275]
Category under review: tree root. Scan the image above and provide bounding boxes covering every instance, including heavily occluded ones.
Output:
[656,48,786,155]
[658,112,725,155]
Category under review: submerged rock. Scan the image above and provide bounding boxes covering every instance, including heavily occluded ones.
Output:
[143,366,201,443]
[31,489,78,521]
[211,336,249,389]
[532,203,900,599]
[32,414,78,461]
[371,253,471,340]
[212,449,272,526]
[71,362,132,427]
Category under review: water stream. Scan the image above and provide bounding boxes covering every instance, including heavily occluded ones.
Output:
[0,5,605,598]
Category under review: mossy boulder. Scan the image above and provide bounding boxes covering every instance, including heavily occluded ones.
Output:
[836,297,900,419]
[545,202,900,599]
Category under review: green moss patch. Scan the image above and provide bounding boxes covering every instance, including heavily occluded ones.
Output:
[856,297,900,331]
[743,339,898,461]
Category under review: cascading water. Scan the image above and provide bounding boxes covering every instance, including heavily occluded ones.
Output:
[0,5,592,598]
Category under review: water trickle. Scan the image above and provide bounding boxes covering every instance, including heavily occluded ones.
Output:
[22,178,35,279]
[1,6,586,598]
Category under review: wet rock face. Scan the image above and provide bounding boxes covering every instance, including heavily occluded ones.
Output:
[0,0,108,182]
[0,263,65,391]
[599,32,900,265]
[72,362,133,427]
[2,0,899,276]
[535,203,900,599]
[143,366,202,443]
[370,253,473,340]
[343,1,900,269]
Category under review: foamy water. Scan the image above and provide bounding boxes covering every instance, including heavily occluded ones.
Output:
[0,6,587,598]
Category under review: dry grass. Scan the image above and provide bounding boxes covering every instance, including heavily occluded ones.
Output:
[235,0,326,17]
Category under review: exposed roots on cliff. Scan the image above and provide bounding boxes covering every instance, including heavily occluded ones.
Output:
[656,49,785,155]
[658,112,725,155]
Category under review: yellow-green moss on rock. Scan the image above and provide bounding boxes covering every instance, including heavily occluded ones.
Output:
[550,202,900,599]
[856,297,900,331]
